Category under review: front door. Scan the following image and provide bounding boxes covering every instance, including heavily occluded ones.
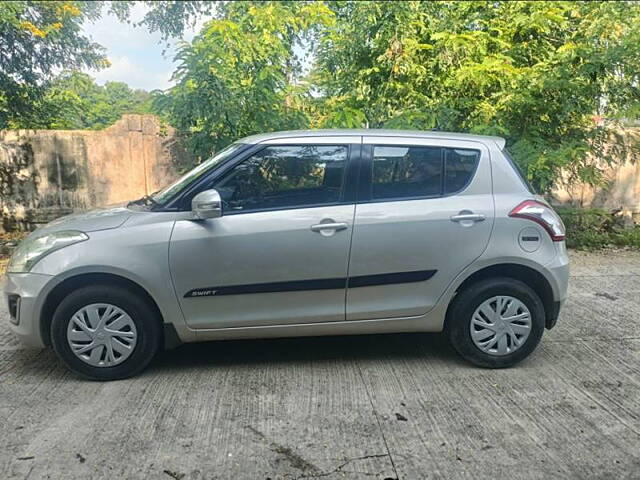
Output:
[346,136,494,320]
[169,142,358,329]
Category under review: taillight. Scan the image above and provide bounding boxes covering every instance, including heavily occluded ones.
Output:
[509,200,566,241]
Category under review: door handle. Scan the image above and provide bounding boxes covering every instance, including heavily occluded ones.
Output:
[450,213,486,223]
[310,222,348,232]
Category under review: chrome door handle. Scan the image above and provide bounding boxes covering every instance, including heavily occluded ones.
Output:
[310,222,348,232]
[450,213,486,222]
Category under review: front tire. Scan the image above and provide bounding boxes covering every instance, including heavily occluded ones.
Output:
[50,285,162,380]
[446,277,545,368]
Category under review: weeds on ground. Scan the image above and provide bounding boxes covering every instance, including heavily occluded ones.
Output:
[557,208,640,250]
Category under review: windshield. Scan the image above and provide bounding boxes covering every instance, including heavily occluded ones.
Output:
[152,143,245,205]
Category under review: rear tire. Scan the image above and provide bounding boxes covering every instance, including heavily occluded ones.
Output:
[50,285,161,380]
[446,277,545,368]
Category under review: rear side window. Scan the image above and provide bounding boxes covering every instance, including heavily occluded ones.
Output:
[371,145,480,200]
[372,146,442,199]
[444,148,481,194]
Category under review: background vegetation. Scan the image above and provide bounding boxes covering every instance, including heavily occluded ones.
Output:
[1,1,639,202]
[557,208,640,249]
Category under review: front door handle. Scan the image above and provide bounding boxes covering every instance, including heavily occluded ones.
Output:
[450,213,486,223]
[310,222,348,232]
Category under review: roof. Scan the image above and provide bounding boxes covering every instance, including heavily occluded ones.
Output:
[239,129,506,149]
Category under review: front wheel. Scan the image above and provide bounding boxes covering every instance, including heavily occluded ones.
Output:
[50,285,162,380]
[446,277,545,368]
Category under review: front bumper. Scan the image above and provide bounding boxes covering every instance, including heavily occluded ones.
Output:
[2,272,52,348]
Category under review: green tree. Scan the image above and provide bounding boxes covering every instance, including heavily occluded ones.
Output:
[0,1,107,128]
[0,1,214,129]
[37,71,152,130]
[313,1,640,192]
[108,1,215,43]
[154,1,334,158]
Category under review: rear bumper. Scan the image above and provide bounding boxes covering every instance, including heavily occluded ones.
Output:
[2,272,52,348]
[543,242,570,329]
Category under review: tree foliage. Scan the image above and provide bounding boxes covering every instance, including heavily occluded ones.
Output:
[0,1,106,127]
[33,71,152,130]
[312,1,640,191]
[154,1,334,158]
[0,1,210,129]
[107,1,215,43]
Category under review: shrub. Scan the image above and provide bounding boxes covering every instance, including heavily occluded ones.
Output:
[556,207,640,249]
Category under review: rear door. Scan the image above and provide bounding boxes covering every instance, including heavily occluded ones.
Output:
[346,136,494,320]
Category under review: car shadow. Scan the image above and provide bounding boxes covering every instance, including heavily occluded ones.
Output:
[148,332,465,375]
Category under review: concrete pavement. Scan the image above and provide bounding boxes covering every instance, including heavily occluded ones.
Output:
[1,250,639,479]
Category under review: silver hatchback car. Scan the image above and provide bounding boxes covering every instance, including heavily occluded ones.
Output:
[3,130,569,380]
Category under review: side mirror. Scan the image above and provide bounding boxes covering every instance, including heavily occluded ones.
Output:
[192,189,222,220]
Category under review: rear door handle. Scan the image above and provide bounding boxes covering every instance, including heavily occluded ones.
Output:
[450,213,486,222]
[310,222,348,232]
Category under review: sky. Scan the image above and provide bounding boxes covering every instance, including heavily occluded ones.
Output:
[82,3,207,91]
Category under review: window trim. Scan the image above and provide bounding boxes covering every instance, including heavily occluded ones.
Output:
[359,143,482,204]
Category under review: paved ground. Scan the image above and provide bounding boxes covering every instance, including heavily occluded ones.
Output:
[0,250,639,479]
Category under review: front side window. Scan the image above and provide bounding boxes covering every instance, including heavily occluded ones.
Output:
[214,145,348,212]
[371,145,480,200]
[152,143,245,205]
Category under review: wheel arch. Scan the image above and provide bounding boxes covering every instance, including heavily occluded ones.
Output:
[445,263,559,330]
[40,272,165,347]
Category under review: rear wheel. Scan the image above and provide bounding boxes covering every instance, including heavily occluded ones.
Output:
[446,277,545,368]
[50,285,161,380]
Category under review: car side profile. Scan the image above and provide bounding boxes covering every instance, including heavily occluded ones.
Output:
[3,129,569,380]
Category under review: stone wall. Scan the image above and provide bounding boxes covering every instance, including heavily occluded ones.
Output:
[0,115,179,232]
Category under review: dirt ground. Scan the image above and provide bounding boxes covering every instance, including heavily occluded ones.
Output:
[0,250,639,479]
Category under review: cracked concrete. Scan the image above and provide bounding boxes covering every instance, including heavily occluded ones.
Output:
[1,250,639,479]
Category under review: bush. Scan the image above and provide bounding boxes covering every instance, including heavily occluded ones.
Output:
[556,208,640,250]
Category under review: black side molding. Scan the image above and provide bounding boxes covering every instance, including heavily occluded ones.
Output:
[348,270,436,288]
[184,269,437,298]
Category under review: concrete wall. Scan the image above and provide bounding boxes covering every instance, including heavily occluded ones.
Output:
[0,115,179,231]
[552,129,640,222]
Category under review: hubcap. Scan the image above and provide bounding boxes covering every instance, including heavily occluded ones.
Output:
[66,303,137,367]
[470,295,532,356]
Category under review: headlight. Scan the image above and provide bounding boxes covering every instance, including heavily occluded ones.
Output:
[7,230,88,273]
